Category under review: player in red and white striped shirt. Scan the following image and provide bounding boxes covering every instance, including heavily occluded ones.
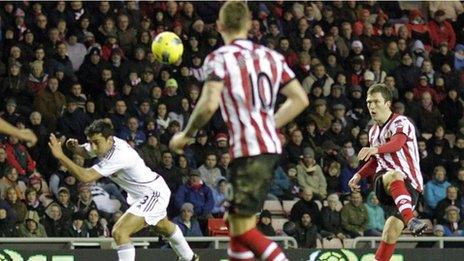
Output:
[348,84,427,261]
[170,2,308,261]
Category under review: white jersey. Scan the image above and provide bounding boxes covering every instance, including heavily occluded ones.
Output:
[85,137,163,205]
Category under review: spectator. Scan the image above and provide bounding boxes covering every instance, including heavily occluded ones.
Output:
[5,134,37,177]
[33,76,66,132]
[435,186,461,224]
[270,166,293,200]
[309,99,333,133]
[58,98,91,142]
[364,192,385,237]
[25,188,45,218]
[198,152,222,188]
[1,62,30,115]
[27,60,49,93]
[320,194,346,240]
[76,183,97,215]
[175,170,214,219]
[341,192,368,238]
[285,129,307,165]
[293,211,319,248]
[66,31,87,72]
[325,161,342,195]
[86,208,110,237]
[290,187,322,227]
[139,133,167,171]
[425,165,451,215]
[439,88,464,134]
[118,116,146,147]
[438,206,464,236]
[5,186,27,223]
[302,63,334,96]
[428,10,456,49]
[56,187,77,223]
[417,91,443,135]
[0,200,19,237]
[0,146,8,178]
[455,44,464,72]
[189,130,213,167]
[49,42,76,81]
[18,210,47,237]
[173,203,203,237]
[257,209,276,236]
[0,166,27,200]
[42,202,67,237]
[217,152,231,178]
[296,147,327,199]
[211,178,228,218]
[65,211,89,237]
[393,52,421,97]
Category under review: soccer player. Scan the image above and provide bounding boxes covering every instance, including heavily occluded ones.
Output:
[0,118,37,146]
[48,120,197,261]
[348,84,427,261]
[169,1,309,260]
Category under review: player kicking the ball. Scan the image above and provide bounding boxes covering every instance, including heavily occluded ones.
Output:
[348,84,427,261]
[48,119,198,261]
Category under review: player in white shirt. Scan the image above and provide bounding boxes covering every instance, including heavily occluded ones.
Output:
[48,119,198,261]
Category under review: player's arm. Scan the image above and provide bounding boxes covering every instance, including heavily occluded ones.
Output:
[182,80,224,137]
[0,118,38,146]
[358,133,408,161]
[49,134,102,183]
[66,139,94,159]
[274,79,309,128]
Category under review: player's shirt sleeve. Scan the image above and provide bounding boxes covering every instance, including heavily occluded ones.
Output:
[203,52,226,82]
[91,154,127,177]
[390,117,410,137]
[280,59,296,87]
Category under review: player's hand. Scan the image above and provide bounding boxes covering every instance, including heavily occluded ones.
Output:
[357,147,378,161]
[66,138,79,151]
[18,129,38,147]
[348,173,361,192]
[48,133,65,159]
[169,132,192,154]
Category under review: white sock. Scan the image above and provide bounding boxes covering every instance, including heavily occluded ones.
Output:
[117,243,135,261]
[168,225,194,261]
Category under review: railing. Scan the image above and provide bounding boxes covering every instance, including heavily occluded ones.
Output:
[353,236,464,249]
[0,236,298,249]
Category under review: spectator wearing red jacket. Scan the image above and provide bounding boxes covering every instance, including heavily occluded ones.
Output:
[413,75,440,105]
[4,136,36,177]
[428,10,456,49]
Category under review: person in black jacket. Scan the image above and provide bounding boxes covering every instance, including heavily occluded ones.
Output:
[65,211,89,237]
[293,211,319,248]
[290,187,322,228]
[42,202,68,237]
[320,194,347,240]
[256,210,276,236]
[58,98,91,143]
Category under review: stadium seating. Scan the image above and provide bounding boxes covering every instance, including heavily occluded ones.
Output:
[207,218,229,236]
[263,200,284,216]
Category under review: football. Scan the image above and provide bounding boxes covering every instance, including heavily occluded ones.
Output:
[151,31,184,64]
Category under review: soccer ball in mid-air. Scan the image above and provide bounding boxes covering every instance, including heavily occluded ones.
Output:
[151,31,184,64]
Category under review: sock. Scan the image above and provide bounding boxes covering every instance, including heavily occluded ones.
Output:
[390,180,414,224]
[374,241,396,261]
[234,228,287,261]
[168,225,194,261]
[117,243,135,261]
[228,237,255,261]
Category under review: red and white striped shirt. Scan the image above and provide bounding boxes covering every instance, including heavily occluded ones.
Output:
[368,113,424,191]
[203,39,295,159]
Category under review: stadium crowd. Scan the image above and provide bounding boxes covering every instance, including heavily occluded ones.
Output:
[1,0,464,248]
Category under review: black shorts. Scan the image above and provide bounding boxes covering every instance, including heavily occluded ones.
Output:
[228,153,280,216]
[374,170,420,219]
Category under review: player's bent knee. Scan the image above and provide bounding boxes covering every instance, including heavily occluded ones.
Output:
[383,171,404,191]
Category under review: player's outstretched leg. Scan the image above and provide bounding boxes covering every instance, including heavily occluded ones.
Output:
[112,212,146,261]
[155,217,198,261]
[229,214,288,261]
[383,171,427,235]
[375,216,403,261]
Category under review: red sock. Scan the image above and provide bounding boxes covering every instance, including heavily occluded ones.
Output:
[375,241,396,261]
[234,228,287,261]
[390,180,414,224]
[228,237,254,261]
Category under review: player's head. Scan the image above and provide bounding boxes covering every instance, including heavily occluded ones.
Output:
[84,119,114,156]
[366,84,393,123]
[217,1,251,38]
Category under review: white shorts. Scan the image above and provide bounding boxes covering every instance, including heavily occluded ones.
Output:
[126,177,171,226]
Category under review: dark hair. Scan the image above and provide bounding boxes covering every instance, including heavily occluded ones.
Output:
[84,119,114,138]
[367,84,392,103]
